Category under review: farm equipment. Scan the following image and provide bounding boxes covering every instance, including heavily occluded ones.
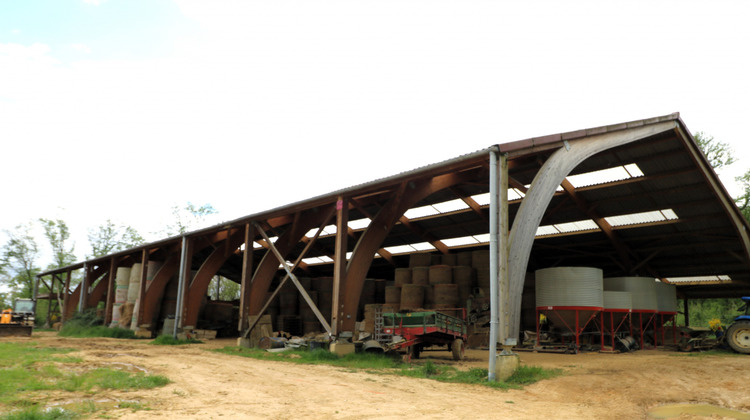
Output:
[725,296,750,354]
[677,327,718,352]
[0,298,36,337]
[381,310,468,362]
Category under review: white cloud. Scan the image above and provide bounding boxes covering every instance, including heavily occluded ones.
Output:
[71,43,91,54]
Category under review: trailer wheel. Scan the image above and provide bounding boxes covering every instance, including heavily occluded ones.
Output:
[726,320,750,354]
[451,339,465,361]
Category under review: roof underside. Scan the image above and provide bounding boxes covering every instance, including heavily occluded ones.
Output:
[42,114,750,300]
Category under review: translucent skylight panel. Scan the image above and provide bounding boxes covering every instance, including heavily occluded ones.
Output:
[404,205,440,219]
[322,225,337,235]
[568,166,630,188]
[253,242,263,249]
[472,193,491,206]
[348,218,371,230]
[384,245,416,255]
[606,209,678,227]
[536,225,560,236]
[442,236,479,247]
[432,199,470,213]
[661,209,678,220]
[473,233,490,243]
[554,220,598,233]
[507,188,525,201]
[624,163,644,177]
[411,242,436,251]
[302,257,326,265]
[305,228,322,238]
[346,252,353,260]
[665,275,731,283]
[566,163,644,188]
[318,256,334,263]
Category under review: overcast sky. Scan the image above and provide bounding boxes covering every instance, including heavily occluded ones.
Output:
[2,0,749,264]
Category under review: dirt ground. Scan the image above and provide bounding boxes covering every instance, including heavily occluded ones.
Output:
[5,332,750,419]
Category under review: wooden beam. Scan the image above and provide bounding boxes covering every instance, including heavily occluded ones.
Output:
[332,197,348,334]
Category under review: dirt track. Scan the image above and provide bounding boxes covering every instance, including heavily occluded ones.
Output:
[6,332,750,419]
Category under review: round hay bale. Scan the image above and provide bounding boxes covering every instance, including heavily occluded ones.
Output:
[384,286,401,305]
[411,266,429,285]
[428,265,452,285]
[400,284,424,311]
[394,268,412,287]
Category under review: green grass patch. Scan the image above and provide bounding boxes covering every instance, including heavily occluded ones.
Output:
[149,335,202,345]
[57,325,135,339]
[0,406,78,420]
[214,346,560,389]
[0,342,169,417]
[671,348,744,358]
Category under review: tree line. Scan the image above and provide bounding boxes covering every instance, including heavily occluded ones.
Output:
[0,203,240,320]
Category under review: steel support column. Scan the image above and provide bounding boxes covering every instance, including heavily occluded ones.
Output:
[175,237,193,334]
[78,263,88,313]
[332,197,348,335]
[489,149,511,381]
[104,258,117,326]
[239,223,255,332]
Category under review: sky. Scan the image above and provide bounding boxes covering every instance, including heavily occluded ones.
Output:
[2,0,750,266]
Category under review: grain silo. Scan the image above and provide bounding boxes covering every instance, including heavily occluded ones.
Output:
[535,267,604,350]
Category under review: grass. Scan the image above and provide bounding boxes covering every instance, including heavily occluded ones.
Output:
[214,346,561,389]
[0,342,169,419]
[672,348,745,358]
[57,325,135,339]
[149,335,202,345]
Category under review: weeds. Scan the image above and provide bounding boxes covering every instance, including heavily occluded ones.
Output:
[214,346,560,389]
[0,342,169,418]
[149,335,202,346]
[56,309,136,339]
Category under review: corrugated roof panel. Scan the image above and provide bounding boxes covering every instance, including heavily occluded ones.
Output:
[442,236,480,247]
[432,199,470,213]
[567,164,643,188]
[473,233,490,243]
[554,220,599,233]
[348,218,371,230]
[472,192,491,205]
[666,275,731,284]
[384,245,416,255]
[606,209,677,227]
[411,242,436,251]
[404,205,440,219]
[536,225,560,236]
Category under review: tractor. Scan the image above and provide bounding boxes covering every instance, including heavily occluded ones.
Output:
[725,296,750,354]
[0,298,36,337]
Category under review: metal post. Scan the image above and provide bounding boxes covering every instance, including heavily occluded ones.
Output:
[173,236,188,338]
[78,263,88,313]
[488,150,499,381]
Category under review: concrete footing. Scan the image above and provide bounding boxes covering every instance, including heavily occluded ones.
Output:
[495,353,520,381]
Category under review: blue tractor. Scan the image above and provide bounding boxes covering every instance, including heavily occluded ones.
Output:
[726,296,750,354]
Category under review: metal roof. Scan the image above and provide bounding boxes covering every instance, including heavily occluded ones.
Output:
[39,112,750,299]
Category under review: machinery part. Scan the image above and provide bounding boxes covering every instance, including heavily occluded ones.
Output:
[451,338,465,361]
[0,323,33,337]
[362,340,385,354]
[726,320,750,354]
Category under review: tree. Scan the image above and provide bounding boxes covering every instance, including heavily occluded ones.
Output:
[0,223,40,299]
[88,219,145,258]
[694,131,736,170]
[164,202,218,236]
[39,218,76,270]
[734,169,750,222]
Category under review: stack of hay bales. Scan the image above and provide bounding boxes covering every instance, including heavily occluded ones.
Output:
[109,267,131,328]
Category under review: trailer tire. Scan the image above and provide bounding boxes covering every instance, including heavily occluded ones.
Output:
[451,339,465,361]
[726,320,750,354]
